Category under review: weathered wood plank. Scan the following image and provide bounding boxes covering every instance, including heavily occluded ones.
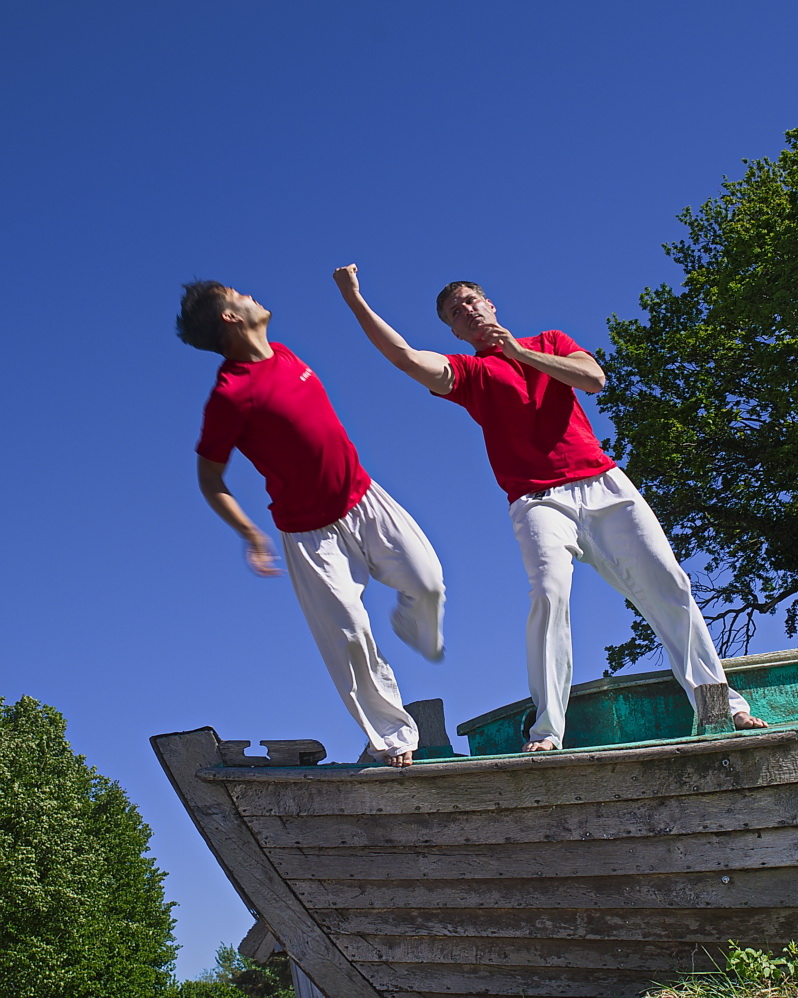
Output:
[239,919,277,962]
[360,961,669,998]
[268,826,798,881]
[383,994,643,998]
[693,683,734,736]
[290,962,326,998]
[222,739,798,816]
[315,904,798,943]
[150,729,382,998]
[381,994,617,998]
[200,729,796,784]
[293,866,798,910]
[407,698,453,748]
[219,739,326,767]
[334,932,720,971]
[245,781,798,848]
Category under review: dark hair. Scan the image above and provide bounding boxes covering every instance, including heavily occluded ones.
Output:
[435,281,487,323]
[176,281,229,354]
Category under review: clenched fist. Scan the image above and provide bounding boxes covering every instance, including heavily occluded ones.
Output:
[333,263,360,299]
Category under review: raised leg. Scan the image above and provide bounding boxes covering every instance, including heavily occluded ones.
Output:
[281,520,419,764]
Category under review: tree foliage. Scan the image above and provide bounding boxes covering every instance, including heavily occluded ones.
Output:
[0,696,177,997]
[194,943,294,998]
[171,981,246,998]
[597,128,798,670]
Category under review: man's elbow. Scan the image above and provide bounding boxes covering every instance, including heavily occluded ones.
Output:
[197,464,225,499]
[582,361,606,393]
[198,478,215,502]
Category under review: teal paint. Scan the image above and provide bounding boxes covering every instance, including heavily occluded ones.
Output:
[457,654,798,757]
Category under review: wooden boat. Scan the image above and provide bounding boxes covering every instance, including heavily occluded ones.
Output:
[152,649,798,998]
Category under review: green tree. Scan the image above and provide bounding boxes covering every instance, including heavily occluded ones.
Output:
[195,943,294,997]
[171,981,245,997]
[0,696,177,997]
[597,128,798,672]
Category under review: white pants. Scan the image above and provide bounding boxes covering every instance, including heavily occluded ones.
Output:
[510,467,750,748]
[281,482,445,760]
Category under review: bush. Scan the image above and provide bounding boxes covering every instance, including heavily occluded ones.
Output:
[0,696,177,997]
[645,940,798,997]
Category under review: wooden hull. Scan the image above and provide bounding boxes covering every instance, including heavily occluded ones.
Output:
[153,725,798,998]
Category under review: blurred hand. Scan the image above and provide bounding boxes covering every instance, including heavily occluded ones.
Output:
[245,531,283,577]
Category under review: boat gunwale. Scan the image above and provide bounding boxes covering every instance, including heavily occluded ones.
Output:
[456,649,798,735]
[196,726,797,783]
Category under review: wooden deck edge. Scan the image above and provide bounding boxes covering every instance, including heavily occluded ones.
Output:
[150,728,384,998]
[195,727,798,783]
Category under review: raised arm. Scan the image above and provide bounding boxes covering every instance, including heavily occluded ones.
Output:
[197,456,281,577]
[333,264,454,395]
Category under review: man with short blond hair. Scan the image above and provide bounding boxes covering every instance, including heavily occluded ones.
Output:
[333,263,765,750]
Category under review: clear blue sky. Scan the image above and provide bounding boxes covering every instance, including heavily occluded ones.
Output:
[3,0,797,981]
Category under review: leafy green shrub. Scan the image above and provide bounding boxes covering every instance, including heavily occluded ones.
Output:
[170,982,245,997]
[645,939,798,997]
[0,696,177,997]
[726,939,798,985]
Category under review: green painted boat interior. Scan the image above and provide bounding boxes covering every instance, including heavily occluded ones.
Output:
[457,649,798,757]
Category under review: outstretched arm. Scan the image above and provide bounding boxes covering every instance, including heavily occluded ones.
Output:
[333,264,454,395]
[197,456,282,577]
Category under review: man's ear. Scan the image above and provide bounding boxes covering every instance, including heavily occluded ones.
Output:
[485,298,497,314]
[220,309,240,325]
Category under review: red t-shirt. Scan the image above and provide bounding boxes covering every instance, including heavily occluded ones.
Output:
[196,343,371,532]
[435,330,615,503]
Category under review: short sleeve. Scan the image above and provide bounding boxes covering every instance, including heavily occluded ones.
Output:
[196,389,245,464]
[431,353,476,406]
[539,329,592,357]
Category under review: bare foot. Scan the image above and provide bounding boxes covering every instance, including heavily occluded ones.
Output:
[384,750,413,768]
[522,738,556,752]
[733,711,768,730]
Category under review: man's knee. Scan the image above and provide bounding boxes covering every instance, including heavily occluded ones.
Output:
[528,575,572,608]
[648,561,693,602]
[403,573,446,607]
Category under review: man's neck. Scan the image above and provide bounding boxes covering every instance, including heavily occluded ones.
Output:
[225,323,275,362]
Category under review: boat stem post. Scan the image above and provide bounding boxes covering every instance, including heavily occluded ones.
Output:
[692,682,735,735]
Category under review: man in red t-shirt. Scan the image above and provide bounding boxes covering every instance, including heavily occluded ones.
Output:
[332,264,766,751]
[176,281,446,767]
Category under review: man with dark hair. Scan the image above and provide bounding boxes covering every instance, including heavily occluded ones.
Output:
[332,264,765,751]
[177,280,445,767]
